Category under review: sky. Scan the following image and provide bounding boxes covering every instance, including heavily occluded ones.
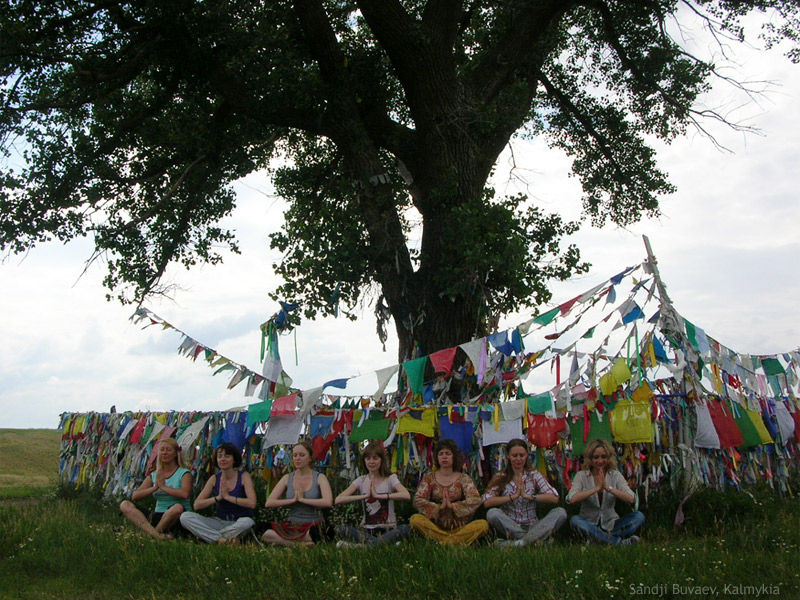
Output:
[2,15,799,429]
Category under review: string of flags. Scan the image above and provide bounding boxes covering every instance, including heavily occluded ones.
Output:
[61,251,800,500]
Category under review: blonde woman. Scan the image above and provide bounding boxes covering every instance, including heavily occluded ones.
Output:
[119,438,193,539]
[334,440,411,547]
[566,438,644,545]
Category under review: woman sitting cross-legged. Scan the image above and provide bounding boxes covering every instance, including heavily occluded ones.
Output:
[410,438,489,546]
[119,438,193,540]
[482,438,566,546]
[567,438,644,545]
[261,440,333,546]
[180,443,257,544]
[334,440,412,547]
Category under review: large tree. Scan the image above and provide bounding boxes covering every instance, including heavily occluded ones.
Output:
[1,1,798,360]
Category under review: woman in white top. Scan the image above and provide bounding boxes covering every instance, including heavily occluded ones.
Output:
[334,440,411,546]
[567,438,644,545]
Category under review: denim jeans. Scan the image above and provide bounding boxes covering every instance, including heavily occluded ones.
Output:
[570,511,645,545]
[487,507,567,544]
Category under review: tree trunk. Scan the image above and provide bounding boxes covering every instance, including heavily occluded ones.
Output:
[393,293,489,362]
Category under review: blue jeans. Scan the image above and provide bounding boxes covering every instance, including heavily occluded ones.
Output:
[487,507,567,543]
[335,523,411,546]
[570,511,644,545]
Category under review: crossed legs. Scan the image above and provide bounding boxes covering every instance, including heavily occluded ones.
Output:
[119,500,184,540]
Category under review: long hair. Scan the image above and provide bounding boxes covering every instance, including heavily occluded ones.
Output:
[487,438,529,494]
[581,438,618,470]
[157,438,185,470]
[214,442,243,469]
[433,438,464,472]
[359,440,391,477]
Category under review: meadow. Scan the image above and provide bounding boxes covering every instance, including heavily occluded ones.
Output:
[1,430,798,600]
[0,428,60,498]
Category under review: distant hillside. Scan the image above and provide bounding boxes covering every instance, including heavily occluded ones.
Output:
[0,428,60,492]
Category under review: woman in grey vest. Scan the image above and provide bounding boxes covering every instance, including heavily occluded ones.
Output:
[261,440,333,546]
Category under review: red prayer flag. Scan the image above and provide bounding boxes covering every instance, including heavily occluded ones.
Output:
[429,347,459,375]
[271,393,299,416]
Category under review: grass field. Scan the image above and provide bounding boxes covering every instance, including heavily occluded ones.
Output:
[0,430,798,599]
[0,428,60,498]
[0,495,797,600]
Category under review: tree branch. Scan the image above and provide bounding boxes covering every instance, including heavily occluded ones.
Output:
[466,0,577,105]
[292,0,417,312]
[536,68,631,187]
[358,0,465,128]
[586,0,760,149]
[421,0,464,55]
[357,0,427,83]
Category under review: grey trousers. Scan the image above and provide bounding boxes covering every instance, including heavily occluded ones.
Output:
[179,511,255,543]
[486,507,567,544]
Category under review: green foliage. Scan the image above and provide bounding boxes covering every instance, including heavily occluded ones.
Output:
[436,191,588,315]
[269,137,404,322]
[678,484,777,535]
[2,1,800,347]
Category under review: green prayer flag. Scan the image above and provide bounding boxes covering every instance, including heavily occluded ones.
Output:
[527,392,553,415]
[767,375,783,397]
[402,356,428,395]
[582,326,595,339]
[569,412,612,456]
[273,371,293,399]
[684,318,699,351]
[141,423,154,446]
[213,362,237,376]
[734,412,762,448]
[696,356,704,376]
[761,357,785,376]
[349,410,391,442]
[533,307,560,326]
[247,400,273,427]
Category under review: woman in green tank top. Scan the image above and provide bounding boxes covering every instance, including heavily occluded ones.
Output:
[119,438,193,540]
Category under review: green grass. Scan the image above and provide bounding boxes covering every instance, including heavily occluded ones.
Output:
[0,493,797,600]
[0,429,60,498]
[1,431,798,599]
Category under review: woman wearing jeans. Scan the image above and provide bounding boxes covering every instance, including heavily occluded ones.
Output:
[482,438,566,546]
[567,438,644,545]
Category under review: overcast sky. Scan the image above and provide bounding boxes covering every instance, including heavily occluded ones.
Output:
[2,17,799,429]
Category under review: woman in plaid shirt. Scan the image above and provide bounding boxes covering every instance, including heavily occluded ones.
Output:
[482,438,566,546]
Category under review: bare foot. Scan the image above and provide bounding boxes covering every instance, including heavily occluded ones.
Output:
[217,537,239,546]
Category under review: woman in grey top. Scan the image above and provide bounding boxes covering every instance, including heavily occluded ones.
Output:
[261,440,333,546]
[567,438,644,545]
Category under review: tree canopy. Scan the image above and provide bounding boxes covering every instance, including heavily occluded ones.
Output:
[2,0,798,360]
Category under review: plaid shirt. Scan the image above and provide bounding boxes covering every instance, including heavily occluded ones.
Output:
[482,470,557,527]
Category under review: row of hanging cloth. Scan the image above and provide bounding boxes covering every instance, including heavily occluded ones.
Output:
[58,389,800,500]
